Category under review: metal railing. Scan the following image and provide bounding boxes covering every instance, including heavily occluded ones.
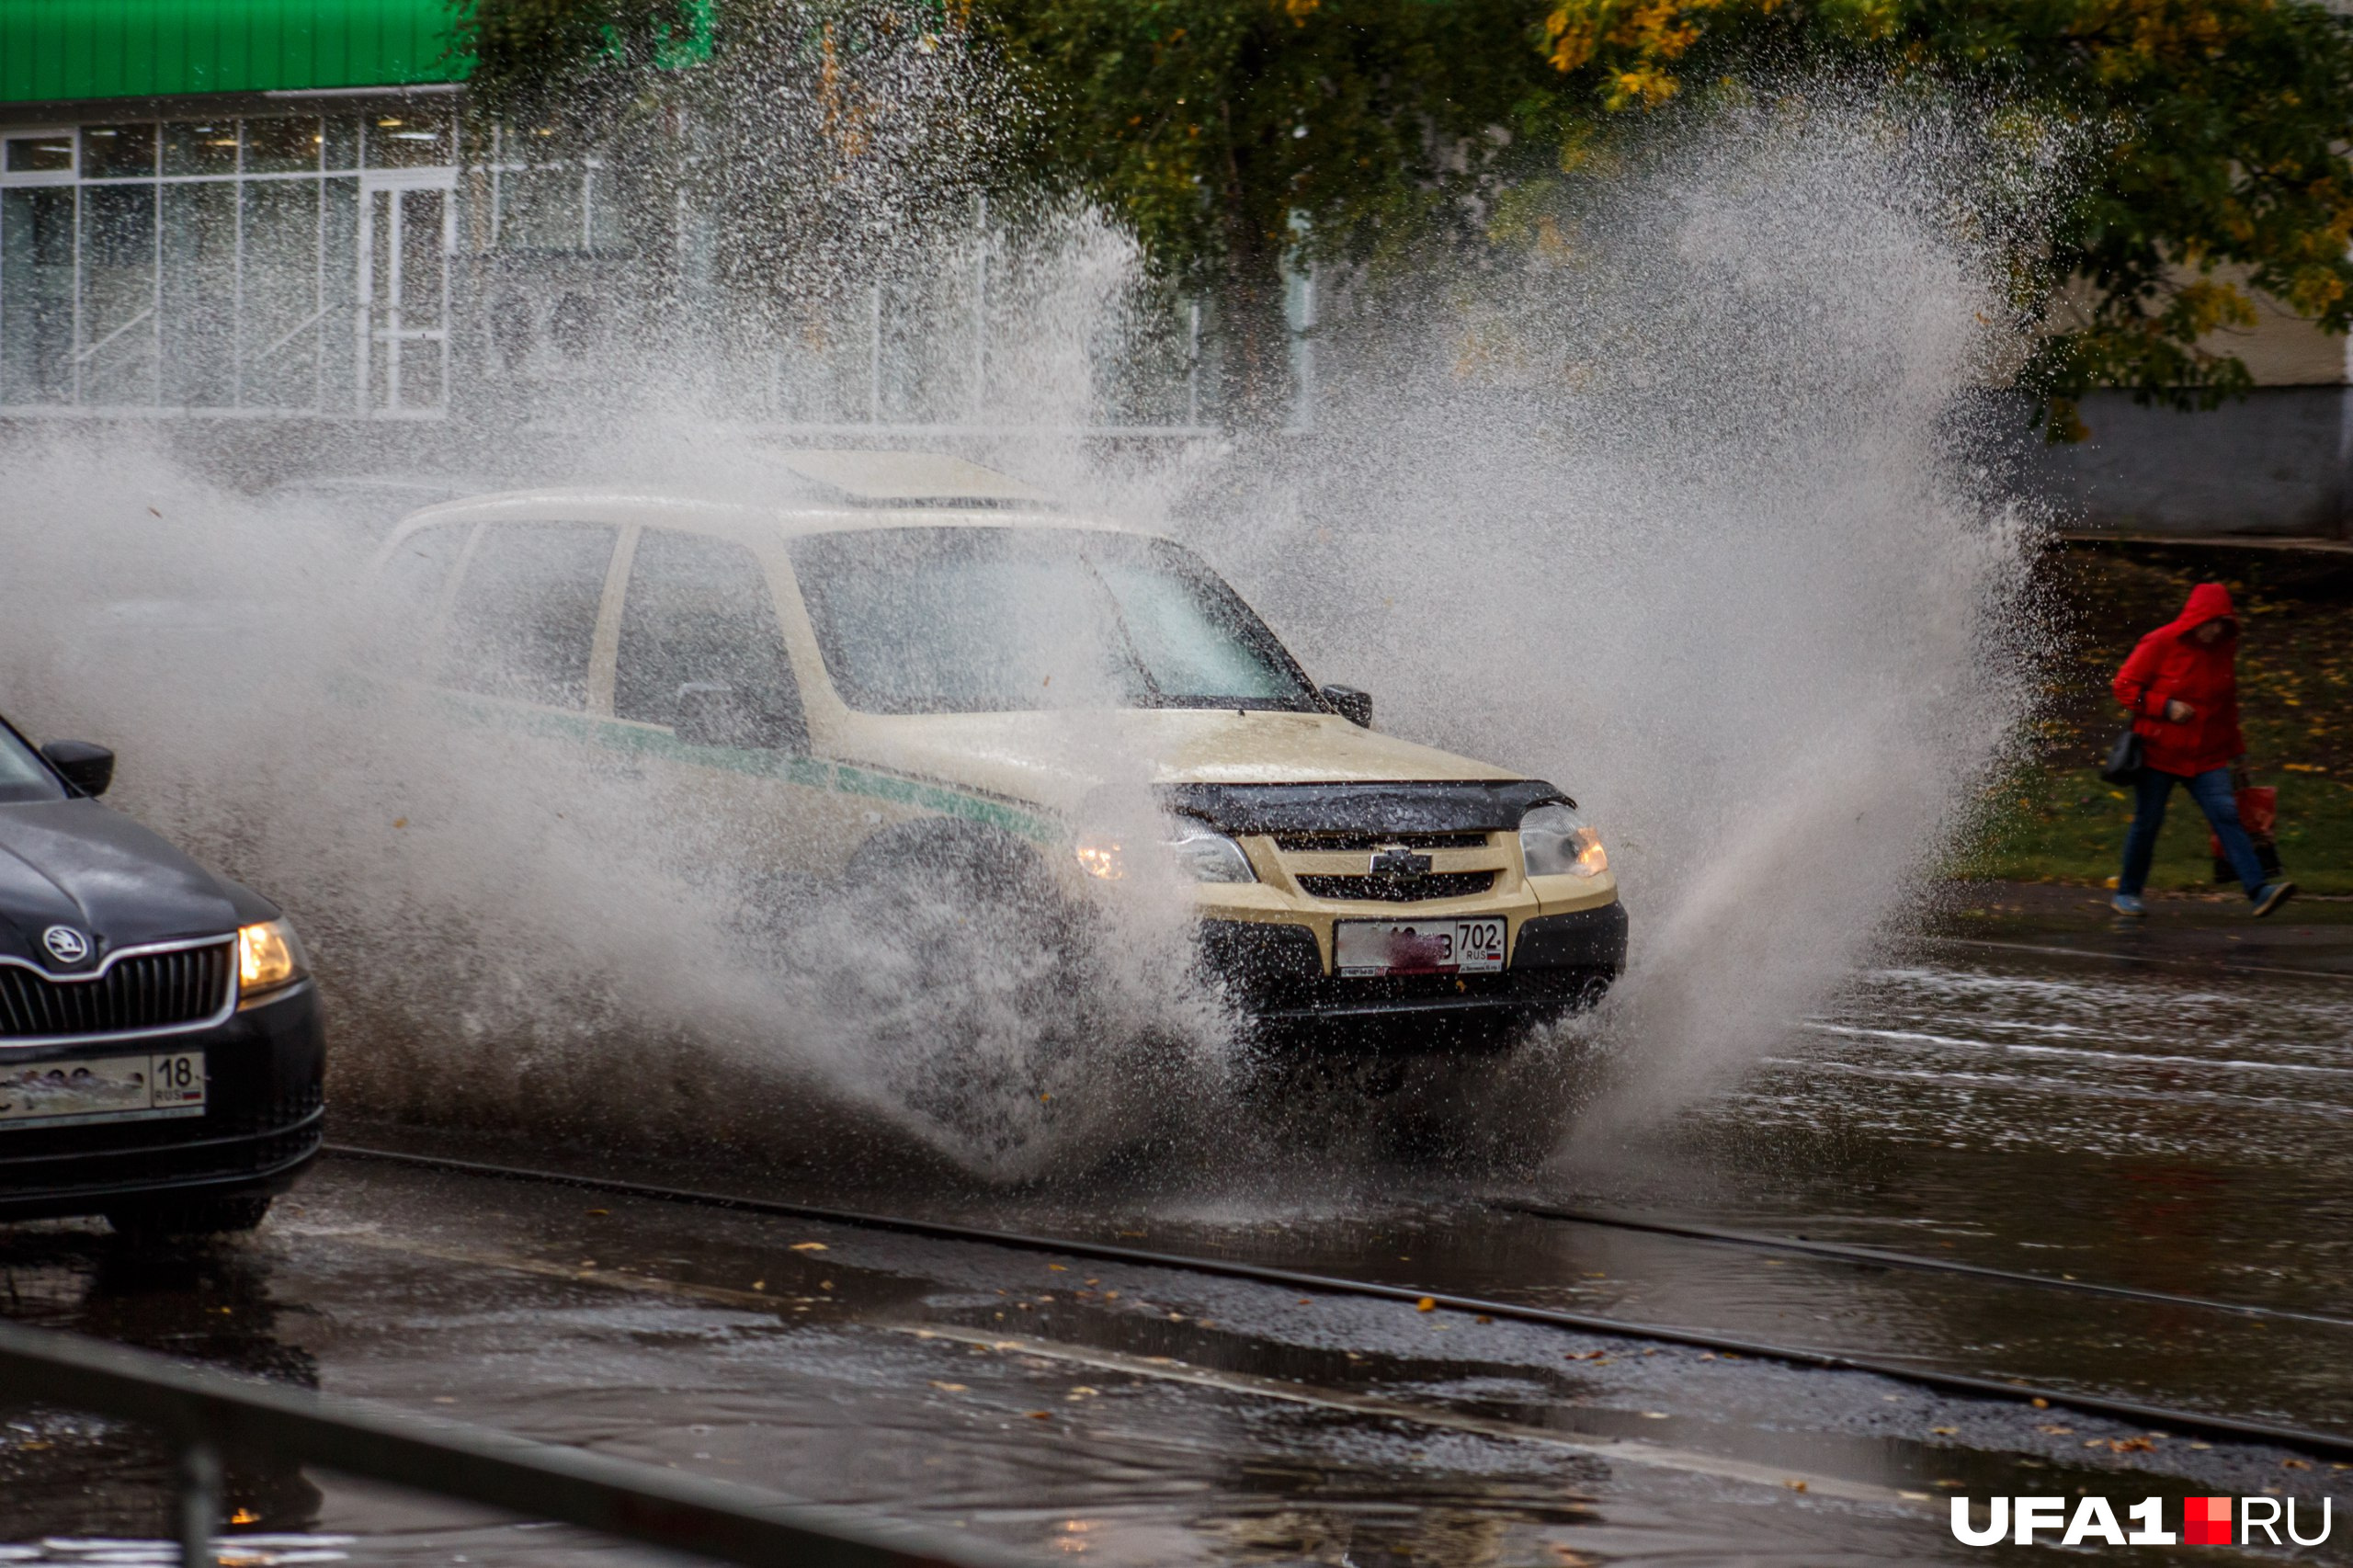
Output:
[0,1318,1036,1568]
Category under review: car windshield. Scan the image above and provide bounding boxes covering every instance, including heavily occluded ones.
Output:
[788,527,1320,716]
[0,720,64,804]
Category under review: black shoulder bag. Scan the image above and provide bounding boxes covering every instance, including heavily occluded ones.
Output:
[2098,683,2146,785]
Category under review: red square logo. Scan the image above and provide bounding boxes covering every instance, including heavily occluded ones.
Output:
[2185,1496,2233,1546]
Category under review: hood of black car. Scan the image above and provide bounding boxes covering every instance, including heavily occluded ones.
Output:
[0,800,256,970]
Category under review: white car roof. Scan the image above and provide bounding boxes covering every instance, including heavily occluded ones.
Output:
[378,451,1142,551]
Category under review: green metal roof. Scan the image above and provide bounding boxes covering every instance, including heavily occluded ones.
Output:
[2,1,472,105]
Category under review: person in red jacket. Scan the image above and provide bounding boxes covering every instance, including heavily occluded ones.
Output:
[2110,582,2295,917]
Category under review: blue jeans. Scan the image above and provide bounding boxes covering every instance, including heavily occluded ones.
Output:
[2120,766,2268,899]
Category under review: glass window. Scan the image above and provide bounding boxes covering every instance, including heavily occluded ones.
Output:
[240,180,323,407]
[1,188,75,403]
[366,108,452,168]
[320,176,360,403]
[366,523,468,670]
[496,165,583,251]
[1094,555,1305,705]
[3,135,73,175]
[437,523,618,710]
[243,117,323,174]
[586,165,628,252]
[161,122,239,176]
[616,530,801,730]
[322,117,361,171]
[0,721,65,805]
[159,182,236,406]
[787,528,1318,716]
[80,124,155,179]
[79,186,157,404]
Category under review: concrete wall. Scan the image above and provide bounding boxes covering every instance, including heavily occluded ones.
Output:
[2032,385,2351,541]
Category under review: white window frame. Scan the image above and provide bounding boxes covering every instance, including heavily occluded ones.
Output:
[0,126,79,186]
[357,166,458,419]
[0,114,457,418]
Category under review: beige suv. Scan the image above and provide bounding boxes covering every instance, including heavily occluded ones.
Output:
[367,450,1625,1042]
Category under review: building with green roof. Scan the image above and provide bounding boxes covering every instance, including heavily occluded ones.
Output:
[4,0,467,104]
[0,0,661,422]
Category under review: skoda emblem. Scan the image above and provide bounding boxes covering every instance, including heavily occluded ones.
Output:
[40,926,91,965]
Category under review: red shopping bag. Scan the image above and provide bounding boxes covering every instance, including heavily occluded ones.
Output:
[2211,784,2280,881]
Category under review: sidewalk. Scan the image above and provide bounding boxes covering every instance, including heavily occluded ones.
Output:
[1926,880,2353,980]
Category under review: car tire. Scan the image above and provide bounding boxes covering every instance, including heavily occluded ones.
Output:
[107,1195,274,1237]
[835,822,1108,1172]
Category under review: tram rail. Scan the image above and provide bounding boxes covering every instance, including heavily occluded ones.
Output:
[324,1142,2353,1464]
[1499,1200,2353,1330]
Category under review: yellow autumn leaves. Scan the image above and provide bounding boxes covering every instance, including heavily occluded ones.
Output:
[1543,0,1793,108]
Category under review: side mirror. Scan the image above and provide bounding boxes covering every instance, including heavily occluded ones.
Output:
[41,740,115,797]
[673,683,805,752]
[1322,685,1373,729]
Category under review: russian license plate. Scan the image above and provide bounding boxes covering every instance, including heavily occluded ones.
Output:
[0,1051,207,1131]
[1335,918,1507,977]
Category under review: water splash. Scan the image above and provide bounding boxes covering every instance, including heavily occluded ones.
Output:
[1175,95,2054,1137]
[0,90,2058,1181]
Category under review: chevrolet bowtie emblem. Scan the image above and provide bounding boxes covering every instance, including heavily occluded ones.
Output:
[1368,846,1432,880]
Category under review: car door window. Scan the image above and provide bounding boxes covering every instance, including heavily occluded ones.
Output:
[366,522,466,671]
[615,529,802,733]
[437,522,618,710]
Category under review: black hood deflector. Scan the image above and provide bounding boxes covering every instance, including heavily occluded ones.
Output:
[1161,779,1572,836]
[0,800,265,969]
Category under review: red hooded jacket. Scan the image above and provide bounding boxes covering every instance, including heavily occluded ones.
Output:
[2112,582,2245,776]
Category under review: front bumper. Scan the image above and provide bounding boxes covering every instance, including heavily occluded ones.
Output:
[0,979,324,1222]
[1200,902,1627,1044]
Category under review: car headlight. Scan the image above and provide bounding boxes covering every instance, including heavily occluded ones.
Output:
[1165,824,1256,883]
[237,918,309,995]
[1518,802,1608,878]
[1073,824,1257,884]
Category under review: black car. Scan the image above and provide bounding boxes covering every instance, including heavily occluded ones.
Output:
[0,714,323,1234]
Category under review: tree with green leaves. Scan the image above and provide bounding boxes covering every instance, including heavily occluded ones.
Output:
[462,0,1017,349]
[459,0,2353,434]
[1527,0,2353,434]
[967,0,1566,422]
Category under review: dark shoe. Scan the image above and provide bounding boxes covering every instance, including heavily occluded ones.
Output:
[2252,881,2298,919]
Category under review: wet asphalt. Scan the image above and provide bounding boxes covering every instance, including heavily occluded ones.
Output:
[4,910,2352,1567]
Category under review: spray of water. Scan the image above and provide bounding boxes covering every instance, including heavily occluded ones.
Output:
[1175,93,2055,1141]
[0,86,2056,1182]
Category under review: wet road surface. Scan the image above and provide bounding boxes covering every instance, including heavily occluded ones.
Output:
[5,926,2352,1566]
